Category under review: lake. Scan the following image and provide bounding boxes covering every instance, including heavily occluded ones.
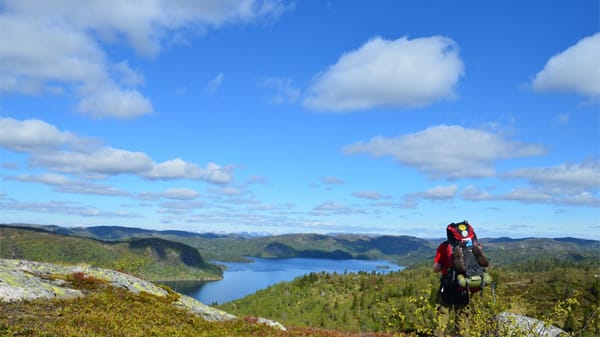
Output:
[160,257,403,305]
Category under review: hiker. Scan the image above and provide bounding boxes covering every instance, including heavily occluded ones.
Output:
[433,221,490,337]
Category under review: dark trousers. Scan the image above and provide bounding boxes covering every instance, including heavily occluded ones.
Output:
[437,277,470,336]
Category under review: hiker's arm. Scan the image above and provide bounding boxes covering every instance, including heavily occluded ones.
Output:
[433,262,442,273]
[472,245,489,267]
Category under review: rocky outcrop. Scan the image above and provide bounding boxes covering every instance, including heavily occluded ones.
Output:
[497,312,568,337]
[0,261,84,302]
[0,259,284,330]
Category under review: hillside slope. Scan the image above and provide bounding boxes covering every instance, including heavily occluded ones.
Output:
[220,262,599,336]
[0,259,294,337]
[0,226,222,281]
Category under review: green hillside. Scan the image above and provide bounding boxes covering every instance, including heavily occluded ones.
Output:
[0,226,222,281]
[220,261,600,336]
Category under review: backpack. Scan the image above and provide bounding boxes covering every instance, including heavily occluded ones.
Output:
[445,221,492,292]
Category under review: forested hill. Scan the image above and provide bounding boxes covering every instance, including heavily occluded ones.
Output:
[3,224,599,267]
[0,225,222,281]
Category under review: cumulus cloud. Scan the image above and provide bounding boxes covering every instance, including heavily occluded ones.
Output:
[532,33,600,97]
[0,12,152,119]
[0,118,76,152]
[0,0,292,119]
[460,159,600,207]
[14,173,130,196]
[461,185,493,201]
[502,187,552,204]
[419,184,458,200]
[503,160,600,195]
[0,117,234,184]
[77,88,152,119]
[344,125,546,179]
[144,159,233,183]
[303,36,464,112]
[33,147,155,176]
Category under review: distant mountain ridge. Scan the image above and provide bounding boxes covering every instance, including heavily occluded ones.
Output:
[3,223,598,267]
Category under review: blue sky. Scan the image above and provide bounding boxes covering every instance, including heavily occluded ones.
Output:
[1,0,599,239]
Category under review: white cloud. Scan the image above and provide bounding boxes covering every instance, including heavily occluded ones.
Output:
[404,184,458,203]
[0,118,234,183]
[502,187,552,204]
[33,147,155,176]
[0,0,292,119]
[344,125,546,179]
[461,185,493,201]
[303,36,464,112]
[504,161,600,193]
[77,88,153,119]
[532,32,600,97]
[15,173,71,186]
[144,159,233,184]
[421,184,458,200]
[558,192,600,207]
[111,61,145,87]
[14,173,130,196]
[0,13,152,119]
[161,188,200,200]
[0,118,75,152]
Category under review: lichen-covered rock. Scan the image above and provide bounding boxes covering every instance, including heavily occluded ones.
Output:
[256,317,288,331]
[0,259,286,331]
[497,312,568,337]
[174,293,236,321]
[0,258,169,297]
[0,264,83,302]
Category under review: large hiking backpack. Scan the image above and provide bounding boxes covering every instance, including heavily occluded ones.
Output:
[446,221,492,291]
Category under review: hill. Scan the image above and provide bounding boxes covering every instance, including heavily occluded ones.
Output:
[0,225,222,281]
[10,224,599,268]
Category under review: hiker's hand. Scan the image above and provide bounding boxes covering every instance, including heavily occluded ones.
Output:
[472,245,490,267]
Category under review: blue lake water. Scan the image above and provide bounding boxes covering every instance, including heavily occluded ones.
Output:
[161,258,403,305]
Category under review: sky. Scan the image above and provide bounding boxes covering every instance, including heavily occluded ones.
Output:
[0,0,599,239]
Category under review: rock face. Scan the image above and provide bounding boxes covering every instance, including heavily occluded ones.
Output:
[0,259,284,330]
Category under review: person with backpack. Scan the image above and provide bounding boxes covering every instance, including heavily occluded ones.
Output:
[433,221,490,337]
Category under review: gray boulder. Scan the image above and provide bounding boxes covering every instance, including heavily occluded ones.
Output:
[497,312,569,337]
